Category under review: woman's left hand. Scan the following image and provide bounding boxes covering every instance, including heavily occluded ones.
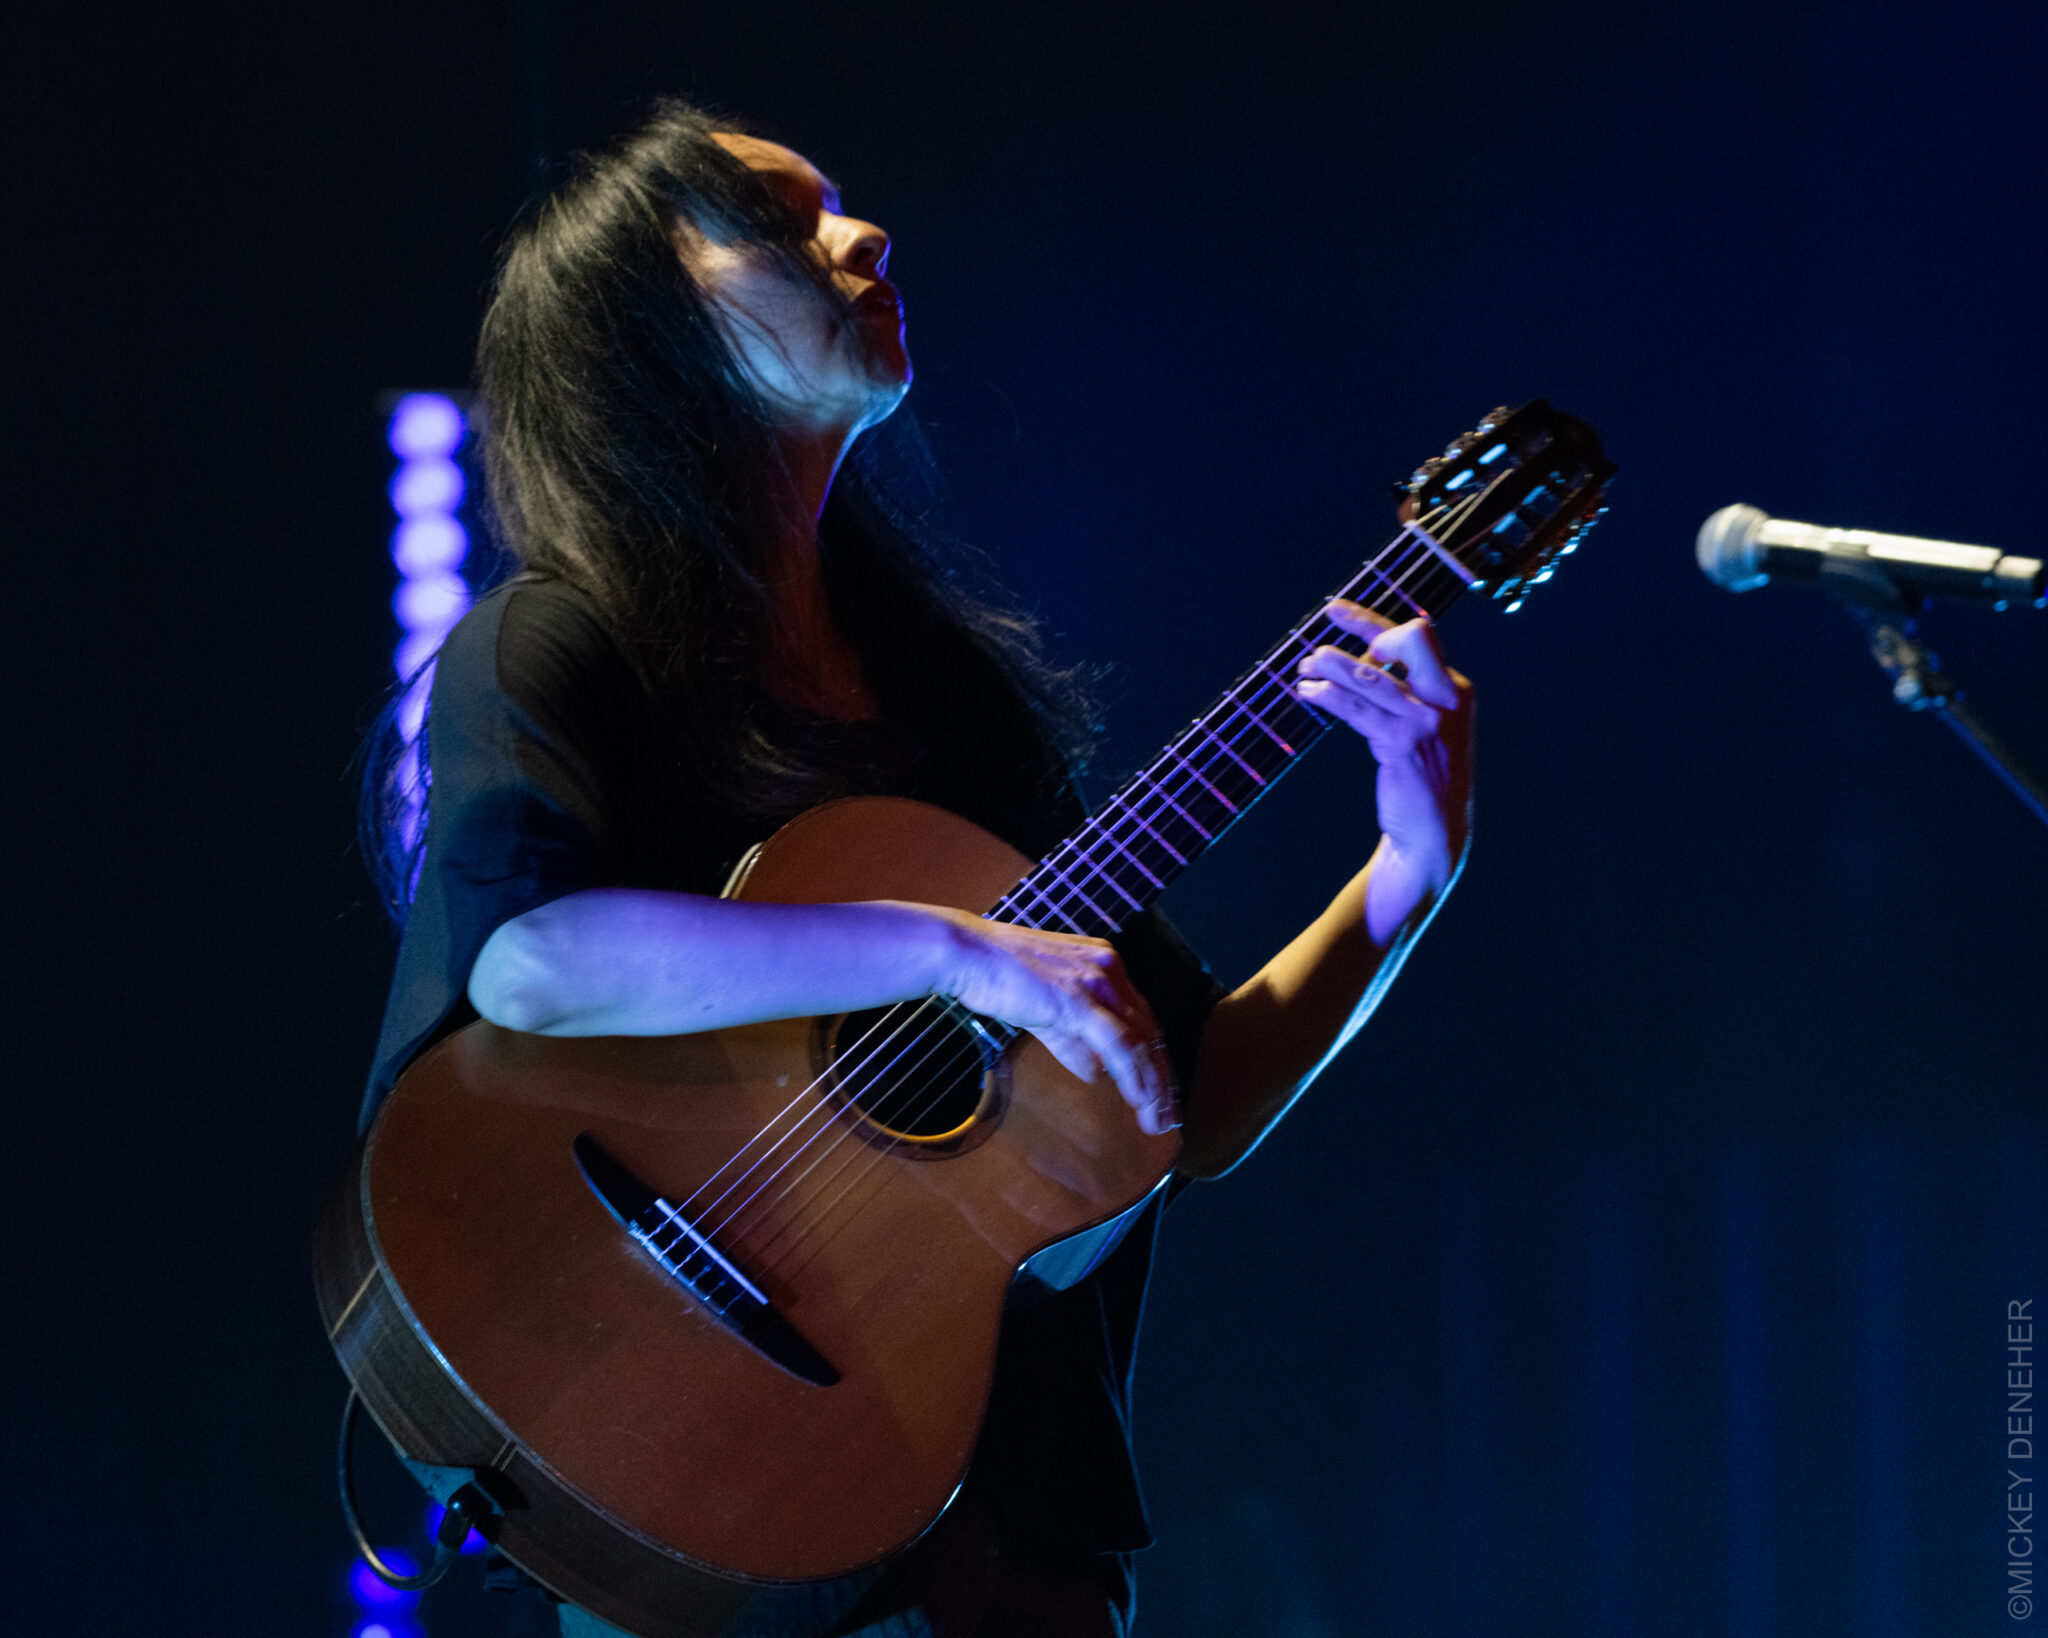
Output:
[1293,599,1473,941]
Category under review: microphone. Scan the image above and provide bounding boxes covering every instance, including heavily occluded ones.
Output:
[1697,504,2046,609]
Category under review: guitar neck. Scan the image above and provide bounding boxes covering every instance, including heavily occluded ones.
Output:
[991,522,1475,937]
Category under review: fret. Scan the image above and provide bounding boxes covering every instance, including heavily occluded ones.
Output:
[1213,680,1298,757]
[1057,815,1189,907]
[1405,518,1479,586]
[991,521,1475,940]
[1128,763,1213,842]
[1119,804,1187,868]
[1087,825,1168,893]
[1161,742,1240,814]
[1069,849,1150,916]
[1031,856,1123,927]
[1208,672,1319,770]
[1000,879,1083,933]
[1190,720,1268,789]
[1245,652,1296,699]
[1357,567,1425,619]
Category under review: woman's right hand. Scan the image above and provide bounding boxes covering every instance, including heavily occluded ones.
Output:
[922,908,1178,1136]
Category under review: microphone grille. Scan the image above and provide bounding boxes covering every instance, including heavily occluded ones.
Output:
[1697,504,1772,592]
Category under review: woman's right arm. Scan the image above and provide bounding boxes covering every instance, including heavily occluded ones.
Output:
[469,889,1178,1133]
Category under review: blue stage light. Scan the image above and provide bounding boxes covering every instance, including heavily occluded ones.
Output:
[394,630,444,681]
[395,572,470,632]
[396,677,432,742]
[389,457,466,519]
[384,392,475,875]
[392,517,469,577]
[348,1555,422,1609]
[387,392,465,460]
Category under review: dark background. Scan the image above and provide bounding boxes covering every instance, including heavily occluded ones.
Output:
[6,1,2044,1634]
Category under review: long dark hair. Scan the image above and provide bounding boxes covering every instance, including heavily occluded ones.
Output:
[364,99,1092,922]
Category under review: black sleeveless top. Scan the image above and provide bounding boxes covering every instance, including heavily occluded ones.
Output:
[363,576,1222,1565]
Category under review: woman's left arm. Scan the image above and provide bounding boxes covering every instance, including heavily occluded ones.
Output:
[1174,600,1473,1180]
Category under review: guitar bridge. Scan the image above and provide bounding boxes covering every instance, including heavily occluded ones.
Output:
[573,1133,841,1387]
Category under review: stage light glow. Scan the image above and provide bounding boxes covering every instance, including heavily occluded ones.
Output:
[392,516,469,576]
[385,397,473,677]
[348,1556,422,1609]
[390,457,466,518]
[387,392,465,459]
[394,629,443,680]
[395,572,470,632]
[397,669,434,741]
[385,393,474,877]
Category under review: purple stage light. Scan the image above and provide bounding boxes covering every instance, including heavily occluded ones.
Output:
[385,392,473,885]
[389,457,466,518]
[395,572,470,633]
[394,740,425,794]
[392,516,468,577]
[397,669,434,742]
[394,628,444,681]
[384,395,473,680]
[387,392,465,460]
[348,1556,422,1609]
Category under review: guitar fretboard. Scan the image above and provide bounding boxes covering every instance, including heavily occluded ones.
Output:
[991,522,1472,938]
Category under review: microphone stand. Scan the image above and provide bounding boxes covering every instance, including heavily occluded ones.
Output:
[1826,563,2048,832]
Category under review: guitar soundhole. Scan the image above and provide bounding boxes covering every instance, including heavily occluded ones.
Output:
[829,1001,996,1141]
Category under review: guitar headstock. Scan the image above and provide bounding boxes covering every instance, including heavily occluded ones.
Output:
[1400,400,1616,610]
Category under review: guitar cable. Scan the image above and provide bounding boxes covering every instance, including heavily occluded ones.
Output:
[337,1387,498,1591]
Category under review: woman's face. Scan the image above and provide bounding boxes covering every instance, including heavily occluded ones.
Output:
[679,133,911,438]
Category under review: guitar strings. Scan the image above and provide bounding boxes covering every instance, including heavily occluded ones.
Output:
[648,496,1486,1274]
[649,502,1480,1280]
[639,499,1482,1275]
[729,502,1489,1268]
[994,508,1473,932]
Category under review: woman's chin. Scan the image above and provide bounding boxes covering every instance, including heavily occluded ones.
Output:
[857,338,914,412]
[863,324,912,389]
[858,374,913,432]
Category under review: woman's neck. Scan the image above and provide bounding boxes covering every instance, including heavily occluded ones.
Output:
[756,422,880,723]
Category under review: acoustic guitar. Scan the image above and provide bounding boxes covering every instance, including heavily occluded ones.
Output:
[315,400,1615,1636]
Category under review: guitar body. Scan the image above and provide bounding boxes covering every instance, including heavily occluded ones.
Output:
[316,797,1182,1638]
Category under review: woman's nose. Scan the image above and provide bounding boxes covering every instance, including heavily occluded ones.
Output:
[824,213,890,277]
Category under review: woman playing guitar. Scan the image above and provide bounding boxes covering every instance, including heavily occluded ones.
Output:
[360,99,1473,1638]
